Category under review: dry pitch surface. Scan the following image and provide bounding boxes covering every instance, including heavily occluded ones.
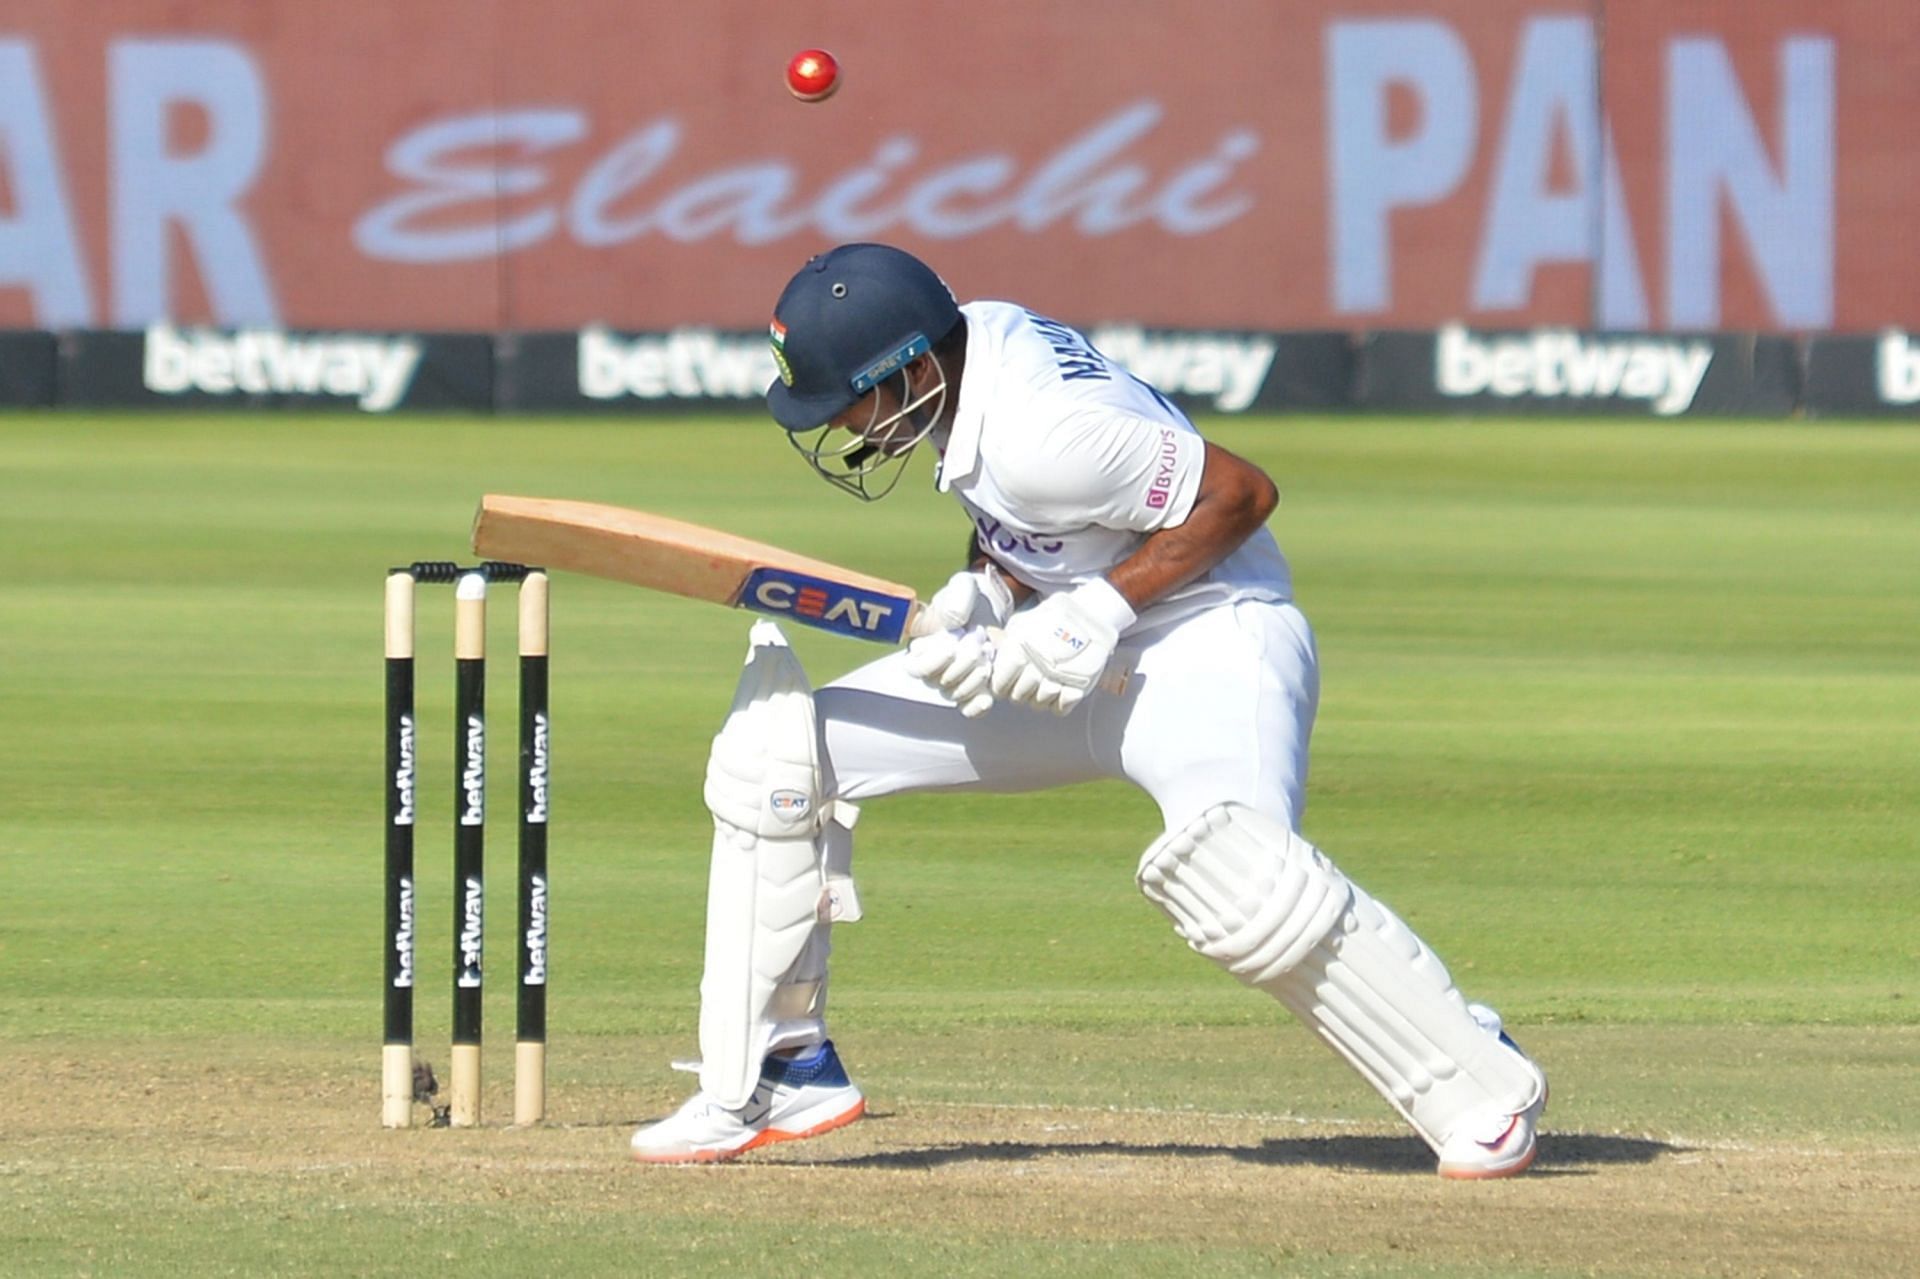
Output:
[5,414,1915,1275]
[8,1027,1916,1278]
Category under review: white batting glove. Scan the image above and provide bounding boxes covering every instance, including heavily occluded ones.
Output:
[989,579,1137,716]
[908,564,1016,638]
[904,625,997,718]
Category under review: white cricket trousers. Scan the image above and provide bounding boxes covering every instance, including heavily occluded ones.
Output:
[816,599,1320,834]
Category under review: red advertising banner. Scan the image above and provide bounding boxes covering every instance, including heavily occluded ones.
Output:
[0,0,1911,333]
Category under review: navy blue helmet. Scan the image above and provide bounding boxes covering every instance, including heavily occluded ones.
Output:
[766,243,962,433]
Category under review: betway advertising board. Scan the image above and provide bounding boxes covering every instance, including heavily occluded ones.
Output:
[1360,327,1801,416]
[497,328,1351,414]
[1802,332,1920,417]
[36,321,1896,418]
[61,327,491,412]
[0,0,1910,335]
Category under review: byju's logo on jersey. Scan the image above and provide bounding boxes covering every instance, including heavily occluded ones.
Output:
[742,568,911,643]
[1147,428,1179,509]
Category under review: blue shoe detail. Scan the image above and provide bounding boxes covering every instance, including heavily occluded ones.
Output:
[760,1040,850,1090]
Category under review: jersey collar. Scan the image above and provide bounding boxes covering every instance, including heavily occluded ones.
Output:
[935,308,987,492]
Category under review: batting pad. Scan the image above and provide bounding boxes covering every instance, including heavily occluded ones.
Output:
[697,622,833,1109]
[1138,804,1542,1152]
[1136,804,1350,985]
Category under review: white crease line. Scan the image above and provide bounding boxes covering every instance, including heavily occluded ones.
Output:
[916,1100,1371,1127]
[918,1103,1920,1156]
[1655,1135,1920,1159]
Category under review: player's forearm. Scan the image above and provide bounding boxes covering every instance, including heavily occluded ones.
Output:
[1106,442,1278,613]
[1104,517,1248,612]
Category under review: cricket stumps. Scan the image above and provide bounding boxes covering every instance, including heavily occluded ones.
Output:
[384,561,549,1129]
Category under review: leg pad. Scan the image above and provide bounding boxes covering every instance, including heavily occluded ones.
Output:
[1139,804,1543,1153]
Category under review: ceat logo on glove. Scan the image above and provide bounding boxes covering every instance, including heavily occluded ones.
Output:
[1049,624,1087,653]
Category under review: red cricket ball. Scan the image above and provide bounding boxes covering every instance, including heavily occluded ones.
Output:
[785,48,840,102]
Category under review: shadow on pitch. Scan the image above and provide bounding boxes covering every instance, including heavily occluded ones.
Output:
[816,1131,1678,1175]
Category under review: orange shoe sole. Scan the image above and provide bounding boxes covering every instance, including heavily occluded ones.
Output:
[1438,1140,1539,1181]
[632,1097,867,1165]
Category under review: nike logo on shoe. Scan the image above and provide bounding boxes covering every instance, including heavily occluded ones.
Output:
[1475,1114,1523,1152]
[1438,1101,1542,1181]
[631,1041,865,1164]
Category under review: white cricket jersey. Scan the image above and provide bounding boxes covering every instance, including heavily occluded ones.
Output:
[934,300,1292,632]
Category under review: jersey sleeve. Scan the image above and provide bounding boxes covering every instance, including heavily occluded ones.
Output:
[1001,407,1207,533]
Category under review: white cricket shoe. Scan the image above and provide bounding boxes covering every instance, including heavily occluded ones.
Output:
[630,1040,866,1164]
[1436,1005,1548,1180]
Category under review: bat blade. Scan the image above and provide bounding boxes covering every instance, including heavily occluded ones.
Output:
[472,495,924,643]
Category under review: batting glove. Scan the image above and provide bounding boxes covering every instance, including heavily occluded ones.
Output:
[904,625,997,718]
[989,579,1137,716]
[908,564,1016,638]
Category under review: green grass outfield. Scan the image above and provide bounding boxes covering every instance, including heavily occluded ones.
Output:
[2,412,1916,1276]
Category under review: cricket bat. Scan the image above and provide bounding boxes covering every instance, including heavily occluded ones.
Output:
[471,494,1131,691]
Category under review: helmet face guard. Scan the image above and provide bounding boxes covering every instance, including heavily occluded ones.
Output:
[783,340,947,501]
[764,244,961,500]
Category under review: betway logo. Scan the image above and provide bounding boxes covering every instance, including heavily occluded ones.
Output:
[524,873,548,986]
[457,876,484,988]
[460,714,485,827]
[144,325,422,411]
[1437,326,1713,416]
[392,714,415,826]
[579,327,775,400]
[525,711,549,824]
[1089,327,1276,412]
[1877,331,1920,404]
[392,877,414,989]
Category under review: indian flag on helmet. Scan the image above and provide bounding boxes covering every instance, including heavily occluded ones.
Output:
[769,317,794,387]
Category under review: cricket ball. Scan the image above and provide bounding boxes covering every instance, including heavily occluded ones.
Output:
[785,48,840,102]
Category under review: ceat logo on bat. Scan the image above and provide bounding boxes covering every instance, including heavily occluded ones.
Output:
[742,568,910,643]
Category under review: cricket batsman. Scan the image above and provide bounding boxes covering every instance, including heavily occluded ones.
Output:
[630,243,1547,1178]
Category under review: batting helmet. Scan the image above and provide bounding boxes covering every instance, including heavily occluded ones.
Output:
[766,243,962,432]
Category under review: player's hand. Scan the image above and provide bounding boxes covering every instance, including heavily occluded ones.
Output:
[908,565,1016,638]
[989,579,1137,715]
[904,625,997,718]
